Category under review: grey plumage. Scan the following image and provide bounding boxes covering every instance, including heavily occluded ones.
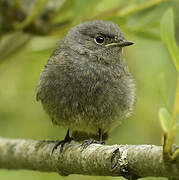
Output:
[36,20,136,140]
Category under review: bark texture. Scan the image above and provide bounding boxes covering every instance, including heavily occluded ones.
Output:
[0,137,178,179]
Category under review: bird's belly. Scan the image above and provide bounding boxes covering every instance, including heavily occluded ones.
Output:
[39,62,135,134]
[42,77,133,133]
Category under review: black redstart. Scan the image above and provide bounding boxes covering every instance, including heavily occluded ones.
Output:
[36,20,136,151]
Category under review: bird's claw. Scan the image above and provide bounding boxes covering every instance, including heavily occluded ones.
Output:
[51,129,73,154]
[51,139,72,154]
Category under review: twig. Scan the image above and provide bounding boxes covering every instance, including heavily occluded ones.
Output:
[0,137,178,179]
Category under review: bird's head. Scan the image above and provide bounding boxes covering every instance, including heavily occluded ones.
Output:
[64,20,134,65]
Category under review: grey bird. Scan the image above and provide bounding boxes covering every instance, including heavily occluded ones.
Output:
[36,20,136,151]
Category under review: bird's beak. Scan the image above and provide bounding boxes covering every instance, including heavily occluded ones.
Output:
[118,40,134,47]
[105,40,134,47]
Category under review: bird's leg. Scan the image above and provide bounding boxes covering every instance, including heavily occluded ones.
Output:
[81,128,105,150]
[98,128,105,144]
[52,129,73,154]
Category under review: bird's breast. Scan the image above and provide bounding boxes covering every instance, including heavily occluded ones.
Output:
[38,58,135,132]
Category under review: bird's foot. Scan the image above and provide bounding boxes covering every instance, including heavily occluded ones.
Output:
[51,139,72,154]
[81,139,105,150]
[51,129,73,154]
[81,128,105,150]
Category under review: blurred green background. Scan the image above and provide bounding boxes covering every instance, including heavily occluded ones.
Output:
[0,0,178,179]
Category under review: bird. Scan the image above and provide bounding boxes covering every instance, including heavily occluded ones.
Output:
[36,20,136,152]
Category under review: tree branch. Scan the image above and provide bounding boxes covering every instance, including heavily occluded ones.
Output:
[0,137,178,179]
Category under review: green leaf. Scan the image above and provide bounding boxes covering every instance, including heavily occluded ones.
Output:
[157,73,170,111]
[159,107,171,133]
[0,31,30,61]
[160,8,179,71]
[24,36,58,51]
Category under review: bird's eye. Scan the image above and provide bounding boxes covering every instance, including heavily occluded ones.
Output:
[94,35,105,45]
